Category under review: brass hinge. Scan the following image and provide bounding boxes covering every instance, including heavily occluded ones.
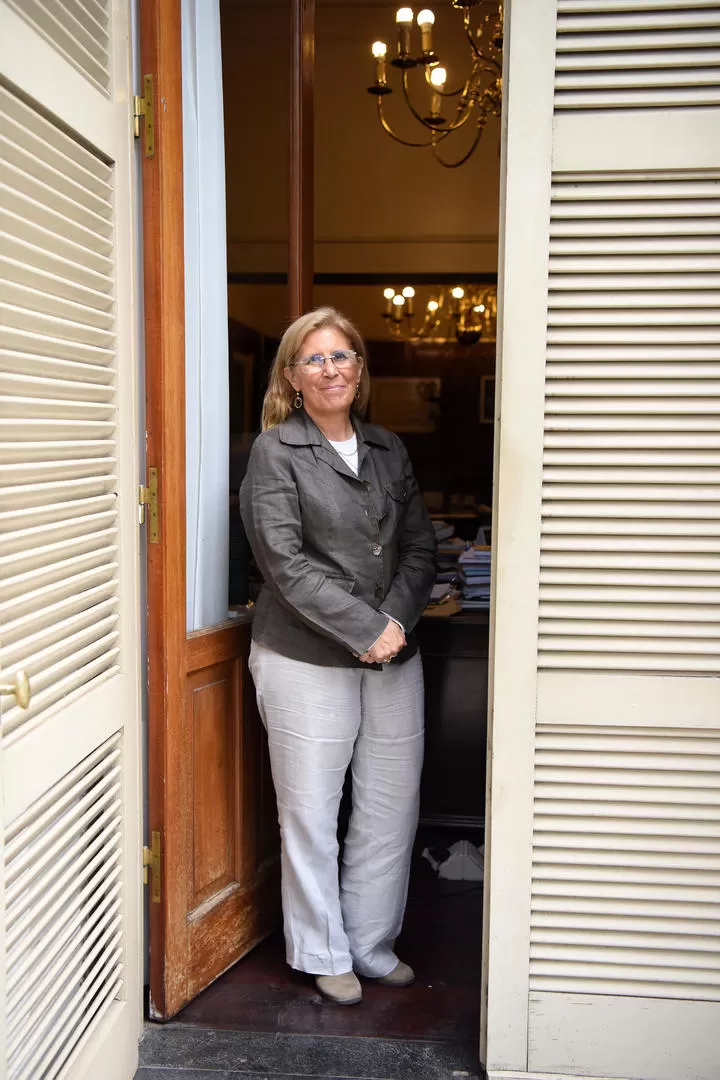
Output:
[138,466,159,543]
[133,74,155,158]
[143,830,162,903]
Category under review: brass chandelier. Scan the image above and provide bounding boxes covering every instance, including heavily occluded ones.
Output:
[382,284,497,344]
[367,2,503,168]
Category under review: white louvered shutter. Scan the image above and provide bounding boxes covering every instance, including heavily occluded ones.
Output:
[0,3,142,1079]
[485,3,720,1079]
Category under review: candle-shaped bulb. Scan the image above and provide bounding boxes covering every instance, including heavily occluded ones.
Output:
[430,65,447,89]
[392,293,405,322]
[393,294,405,305]
[395,7,414,60]
[418,9,435,54]
[402,286,415,316]
[384,287,395,299]
[427,299,439,313]
[451,286,465,299]
[372,40,388,87]
[428,65,446,119]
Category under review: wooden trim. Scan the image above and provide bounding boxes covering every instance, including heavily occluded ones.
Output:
[139,0,187,1020]
[187,619,252,672]
[289,0,314,318]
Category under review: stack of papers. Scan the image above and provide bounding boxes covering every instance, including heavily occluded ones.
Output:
[458,546,491,610]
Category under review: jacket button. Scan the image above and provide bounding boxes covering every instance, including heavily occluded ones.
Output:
[372,543,382,556]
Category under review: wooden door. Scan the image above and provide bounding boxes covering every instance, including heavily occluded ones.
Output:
[0,1,143,1076]
[482,2,720,1078]
[142,0,314,1019]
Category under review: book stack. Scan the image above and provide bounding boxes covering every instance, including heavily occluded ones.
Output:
[458,546,492,610]
[425,521,463,612]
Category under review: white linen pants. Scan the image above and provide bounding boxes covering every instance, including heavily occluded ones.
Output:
[249,642,425,978]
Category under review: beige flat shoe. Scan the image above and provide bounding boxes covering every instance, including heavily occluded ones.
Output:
[315,971,363,1005]
[376,960,415,987]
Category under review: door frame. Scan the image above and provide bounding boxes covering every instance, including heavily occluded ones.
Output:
[141,0,315,1018]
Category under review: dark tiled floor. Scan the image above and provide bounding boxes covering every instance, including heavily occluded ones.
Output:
[137,831,485,1078]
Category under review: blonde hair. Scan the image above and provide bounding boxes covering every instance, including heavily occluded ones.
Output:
[261,307,371,431]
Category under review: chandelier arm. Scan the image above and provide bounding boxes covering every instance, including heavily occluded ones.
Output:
[463,9,482,60]
[480,56,503,76]
[401,71,467,130]
[431,124,485,169]
[401,69,437,127]
[464,8,503,72]
[377,98,445,147]
[436,101,476,135]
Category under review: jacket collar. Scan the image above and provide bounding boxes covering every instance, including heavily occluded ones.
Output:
[277,408,393,451]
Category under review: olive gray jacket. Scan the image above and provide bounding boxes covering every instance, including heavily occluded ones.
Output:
[239,409,437,668]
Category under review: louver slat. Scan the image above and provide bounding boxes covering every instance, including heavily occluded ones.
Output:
[0,86,118,743]
[531,728,720,1001]
[555,1,720,108]
[3,0,112,95]
[0,85,119,747]
[539,174,720,677]
[4,736,123,1080]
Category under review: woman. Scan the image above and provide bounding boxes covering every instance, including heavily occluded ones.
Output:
[240,307,436,1005]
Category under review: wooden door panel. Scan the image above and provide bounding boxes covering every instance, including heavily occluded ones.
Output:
[188,661,238,910]
[143,0,309,1018]
[184,622,279,1000]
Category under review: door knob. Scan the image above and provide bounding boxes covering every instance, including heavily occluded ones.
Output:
[0,671,31,710]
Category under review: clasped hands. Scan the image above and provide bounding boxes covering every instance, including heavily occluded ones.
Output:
[358,619,406,664]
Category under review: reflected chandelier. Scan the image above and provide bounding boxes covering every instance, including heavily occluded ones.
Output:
[382,284,497,345]
[367,2,503,168]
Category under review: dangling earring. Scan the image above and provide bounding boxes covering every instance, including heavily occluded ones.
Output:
[294,391,303,409]
[355,382,360,400]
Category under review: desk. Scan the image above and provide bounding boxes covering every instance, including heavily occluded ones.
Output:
[417,612,489,828]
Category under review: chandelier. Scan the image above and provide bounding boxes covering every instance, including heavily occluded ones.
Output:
[382,284,497,344]
[367,3,503,168]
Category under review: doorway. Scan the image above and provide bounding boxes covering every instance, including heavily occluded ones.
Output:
[148,0,502,1052]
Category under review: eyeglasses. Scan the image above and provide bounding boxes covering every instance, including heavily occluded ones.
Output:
[290,349,359,370]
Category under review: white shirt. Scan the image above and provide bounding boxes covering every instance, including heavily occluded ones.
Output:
[328,433,358,475]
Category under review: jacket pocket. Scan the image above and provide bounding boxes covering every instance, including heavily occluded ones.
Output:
[386,479,411,503]
[326,573,356,594]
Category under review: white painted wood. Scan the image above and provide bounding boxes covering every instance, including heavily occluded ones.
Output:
[538,673,720,729]
[486,1,720,1078]
[553,110,720,172]
[482,0,557,1072]
[528,993,720,1080]
[0,0,142,1077]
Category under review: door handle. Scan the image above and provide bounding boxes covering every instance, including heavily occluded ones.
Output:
[0,671,31,710]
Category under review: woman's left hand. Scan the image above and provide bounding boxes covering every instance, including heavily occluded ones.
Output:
[358,620,406,664]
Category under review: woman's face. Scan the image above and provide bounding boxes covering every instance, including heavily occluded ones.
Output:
[285,326,363,423]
